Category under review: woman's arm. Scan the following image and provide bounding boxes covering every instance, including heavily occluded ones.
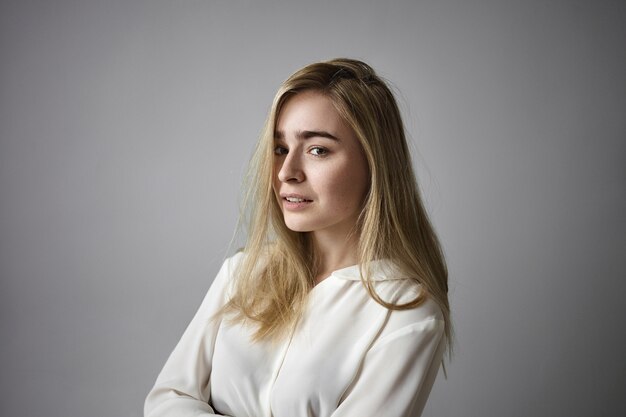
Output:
[144,254,240,417]
[331,316,446,417]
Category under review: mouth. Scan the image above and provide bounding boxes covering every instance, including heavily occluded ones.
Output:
[280,194,313,209]
[283,196,313,203]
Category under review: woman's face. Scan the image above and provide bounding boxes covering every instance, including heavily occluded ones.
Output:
[272,90,370,238]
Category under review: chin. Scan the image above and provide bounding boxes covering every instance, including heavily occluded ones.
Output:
[283,219,315,233]
[284,224,313,233]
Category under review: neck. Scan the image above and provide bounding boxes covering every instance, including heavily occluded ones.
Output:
[310,226,360,278]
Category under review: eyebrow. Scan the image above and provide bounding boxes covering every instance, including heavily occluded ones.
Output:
[274,130,340,142]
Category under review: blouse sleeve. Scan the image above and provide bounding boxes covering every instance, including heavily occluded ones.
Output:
[144,254,239,417]
[331,316,446,417]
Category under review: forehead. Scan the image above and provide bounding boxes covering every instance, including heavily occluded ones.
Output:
[275,91,347,133]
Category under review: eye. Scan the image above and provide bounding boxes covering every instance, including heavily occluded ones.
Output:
[274,145,288,155]
[309,146,329,157]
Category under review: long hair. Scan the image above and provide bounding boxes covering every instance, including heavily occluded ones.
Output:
[222,58,451,355]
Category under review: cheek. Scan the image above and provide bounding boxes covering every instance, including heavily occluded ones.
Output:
[315,163,369,207]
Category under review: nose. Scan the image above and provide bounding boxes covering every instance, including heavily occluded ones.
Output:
[277,151,305,183]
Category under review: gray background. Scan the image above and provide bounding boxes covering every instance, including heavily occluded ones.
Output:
[1,1,624,416]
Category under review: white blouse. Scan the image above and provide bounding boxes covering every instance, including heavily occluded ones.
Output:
[145,252,445,417]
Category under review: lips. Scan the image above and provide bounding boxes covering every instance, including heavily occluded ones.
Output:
[280,193,313,210]
[280,193,313,202]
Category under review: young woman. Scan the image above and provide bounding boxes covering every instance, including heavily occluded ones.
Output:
[145,58,451,417]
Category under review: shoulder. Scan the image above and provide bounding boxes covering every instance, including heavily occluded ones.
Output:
[368,276,445,345]
[220,247,273,274]
[379,279,442,316]
[382,282,443,323]
[207,251,247,297]
[333,259,444,324]
[222,250,246,271]
[372,293,445,354]
[219,249,268,279]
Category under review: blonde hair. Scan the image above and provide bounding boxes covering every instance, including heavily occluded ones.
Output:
[223,58,451,356]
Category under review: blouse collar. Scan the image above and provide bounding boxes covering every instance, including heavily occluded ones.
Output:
[330,259,411,281]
